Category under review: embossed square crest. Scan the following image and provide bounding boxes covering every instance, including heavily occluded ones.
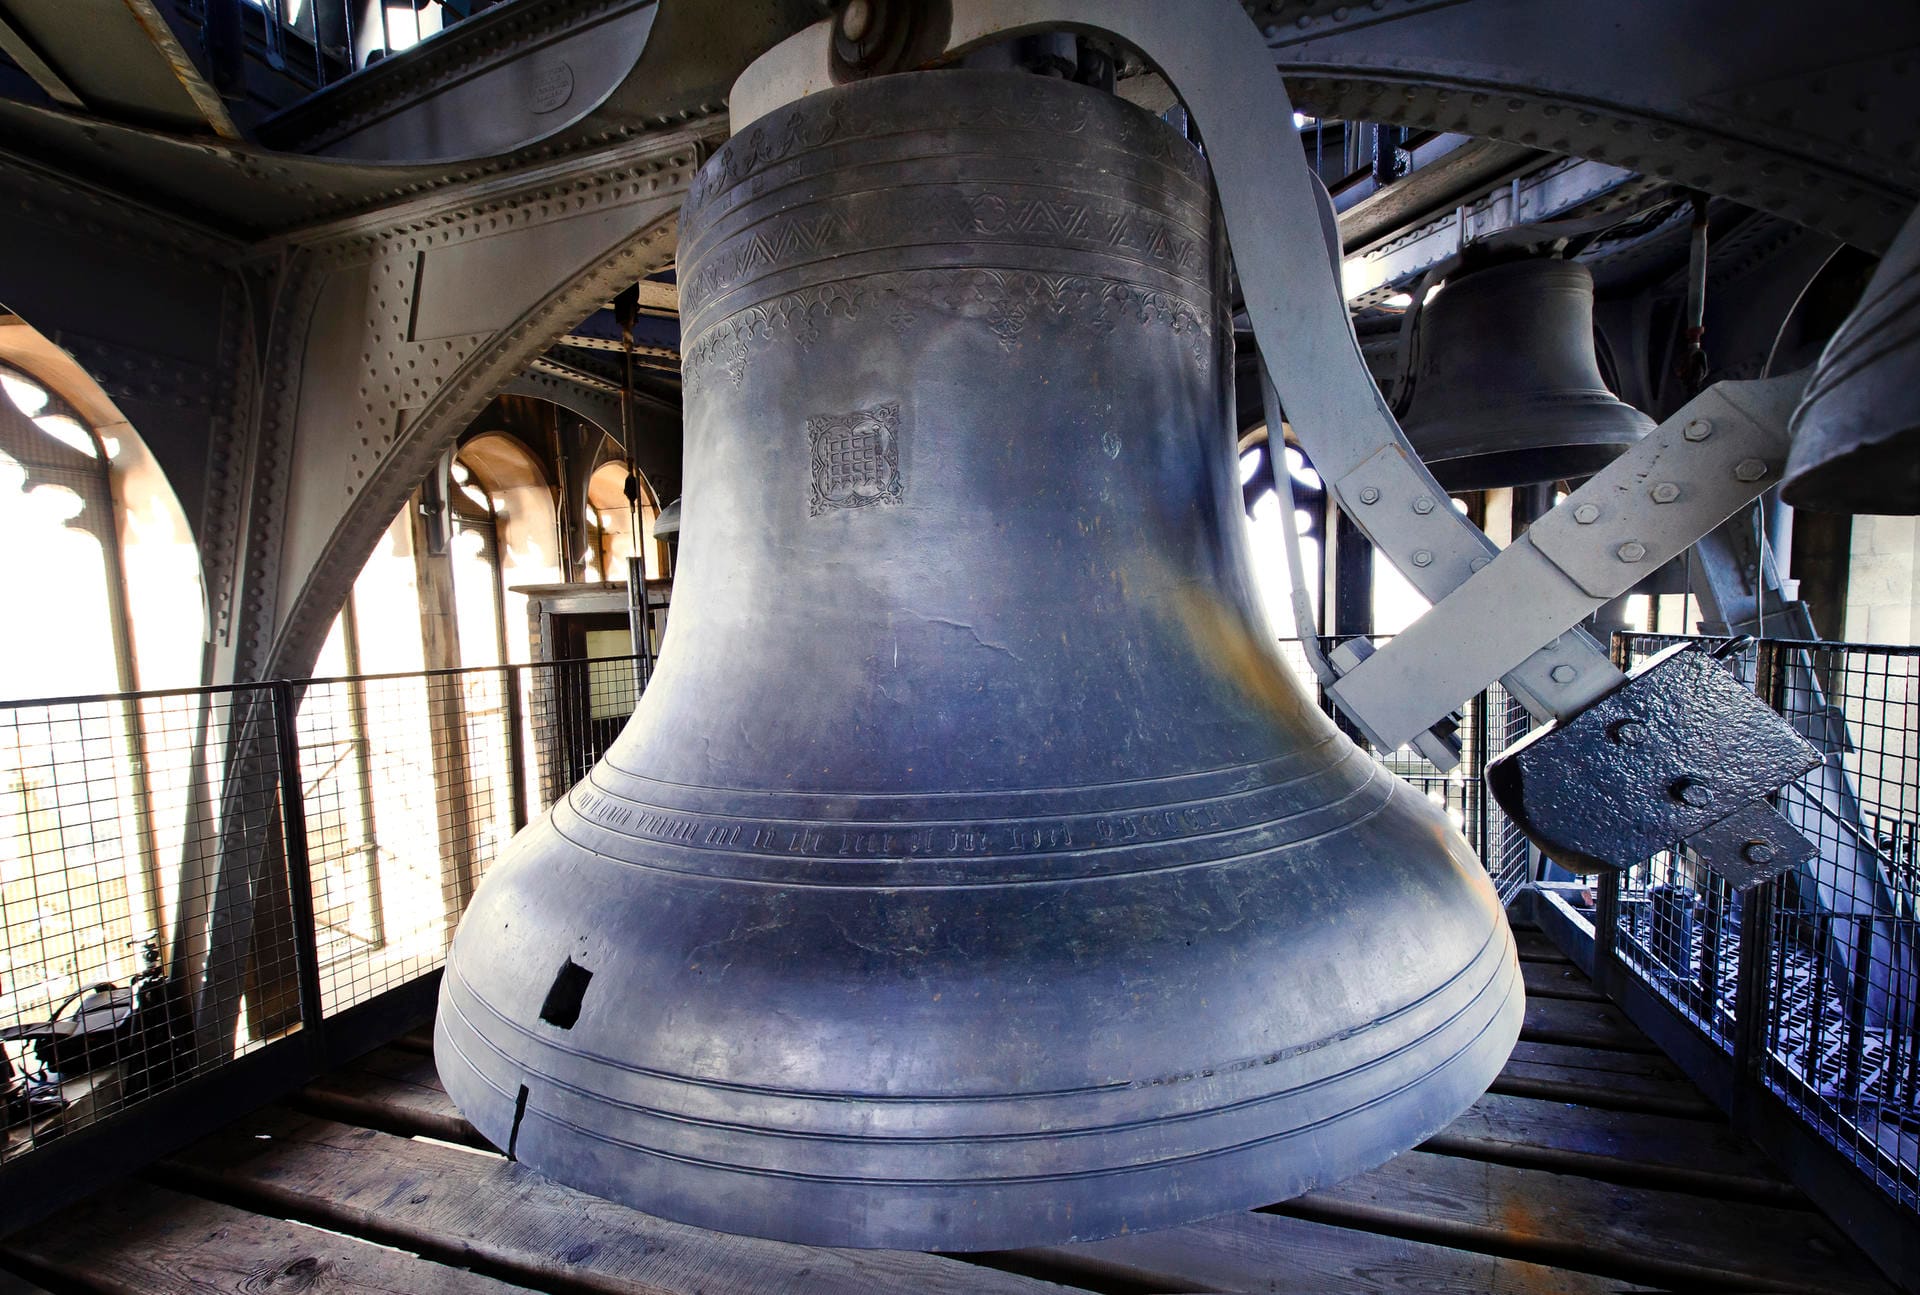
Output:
[808,402,904,516]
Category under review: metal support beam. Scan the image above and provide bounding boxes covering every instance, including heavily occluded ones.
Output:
[0,6,83,107]
[1335,134,1540,253]
[1328,373,1806,752]
[1342,156,1646,303]
[215,122,713,686]
[0,147,252,632]
[1262,0,1920,252]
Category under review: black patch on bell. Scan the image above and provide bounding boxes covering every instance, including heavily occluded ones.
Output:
[538,958,593,1029]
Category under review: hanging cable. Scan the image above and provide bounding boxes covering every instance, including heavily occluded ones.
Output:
[613,282,643,569]
[1677,190,1711,395]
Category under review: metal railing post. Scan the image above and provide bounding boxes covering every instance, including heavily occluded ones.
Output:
[1732,878,1775,1114]
[1593,870,1621,997]
[1470,688,1490,861]
[270,680,328,1060]
[1590,632,1635,996]
[1843,918,1875,1100]
[1701,871,1726,1017]
[1733,638,1785,1111]
[504,663,530,833]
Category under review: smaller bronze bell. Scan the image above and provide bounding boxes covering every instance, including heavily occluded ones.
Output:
[1400,257,1653,490]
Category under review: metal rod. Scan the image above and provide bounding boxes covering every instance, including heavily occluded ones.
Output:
[310,0,323,90]
[1701,870,1724,1016]
[339,590,386,951]
[1769,891,1789,1064]
[1471,687,1490,862]
[270,678,329,1059]
[265,0,286,70]
[1904,963,1920,1104]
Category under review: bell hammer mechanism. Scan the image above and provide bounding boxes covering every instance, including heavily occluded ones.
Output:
[737,0,1825,887]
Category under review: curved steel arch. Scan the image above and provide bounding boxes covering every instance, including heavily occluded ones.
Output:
[1258,0,1919,252]
[500,369,683,506]
[226,125,711,686]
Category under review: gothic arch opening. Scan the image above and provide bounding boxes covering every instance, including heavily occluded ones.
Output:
[585,456,667,585]
[0,315,204,700]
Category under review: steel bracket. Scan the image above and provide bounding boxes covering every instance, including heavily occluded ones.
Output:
[1528,376,1803,600]
[1487,643,1821,885]
[1327,373,1806,752]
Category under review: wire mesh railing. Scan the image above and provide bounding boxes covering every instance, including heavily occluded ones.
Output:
[0,684,284,1155]
[295,655,644,1016]
[2,632,1531,1189]
[7,621,1911,1227]
[1,654,643,1187]
[195,0,500,94]
[1593,633,1919,1214]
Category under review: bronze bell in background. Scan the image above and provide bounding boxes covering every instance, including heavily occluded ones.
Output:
[1400,257,1655,490]
[437,69,1522,1251]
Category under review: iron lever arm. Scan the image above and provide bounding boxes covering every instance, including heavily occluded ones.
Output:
[1327,371,1806,753]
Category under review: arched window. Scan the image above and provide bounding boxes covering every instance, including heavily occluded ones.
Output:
[586,459,666,584]
[455,432,560,666]
[0,363,127,701]
[316,431,562,679]
[0,346,202,700]
[0,342,202,1054]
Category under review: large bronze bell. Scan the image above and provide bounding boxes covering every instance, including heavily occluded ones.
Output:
[1401,257,1654,490]
[1783,206,1920,514]
[437,70,1522,1251]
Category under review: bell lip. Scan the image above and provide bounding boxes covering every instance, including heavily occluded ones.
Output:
[434,920,1524,1251]
[1780,424,1920,514]
[1424,440,1639,492]
[1406,396,1654,492]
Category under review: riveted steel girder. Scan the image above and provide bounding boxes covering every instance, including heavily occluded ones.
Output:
[0,147,254,643]
[0,0,816,239]
[218,122,716,687]
[1256,0,1920,251]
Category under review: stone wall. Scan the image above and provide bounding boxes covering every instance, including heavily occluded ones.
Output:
[1843,515,1920,646]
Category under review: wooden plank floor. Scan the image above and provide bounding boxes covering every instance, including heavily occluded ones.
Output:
[0,928,1899,1295]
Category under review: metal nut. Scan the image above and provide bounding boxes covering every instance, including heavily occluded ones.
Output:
[1358,486,1381,505]
[1617,541,1648,563]
[1669,777,1711,808]
[1412,549,1434,567]
[1743,839,1777,866]
[1469,556,1491,572]
[1609,718,1648,746]
[1412,495,1435,515]
[1733,458,1769,483]
[1683,419,1712,442]
[1550,664,1577,684]
[1650,482,1681,504]
[1573,503,1600,524]
[840,0,874,40]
